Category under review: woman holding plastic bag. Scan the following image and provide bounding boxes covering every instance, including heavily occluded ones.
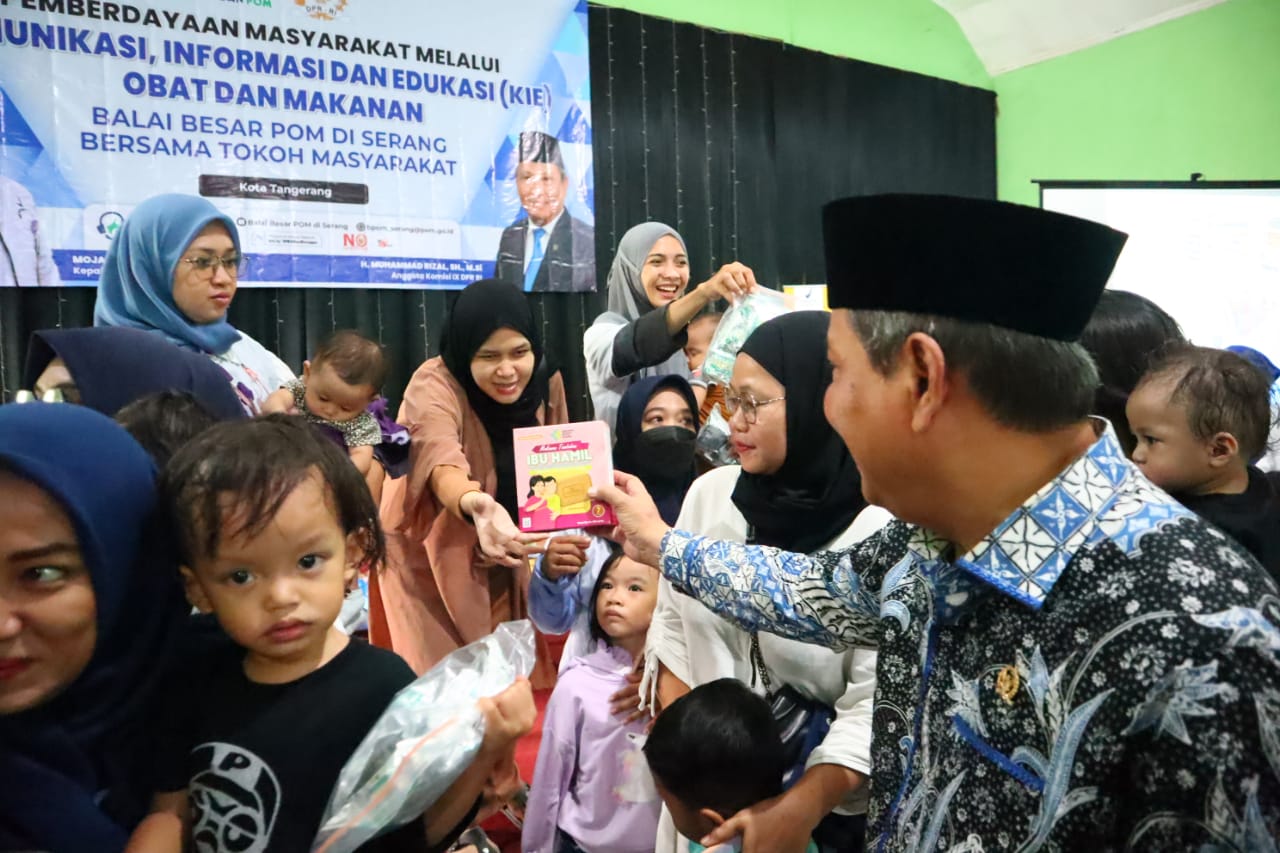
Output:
[583,222,756,433]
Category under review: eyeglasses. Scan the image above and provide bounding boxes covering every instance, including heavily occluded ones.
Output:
[182,254,247,277]
[13,388,75,404]
[721,391,785,425]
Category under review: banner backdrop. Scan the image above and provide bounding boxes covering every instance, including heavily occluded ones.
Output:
[0,0,595,290]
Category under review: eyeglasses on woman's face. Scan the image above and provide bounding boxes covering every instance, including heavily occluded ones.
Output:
[12,388,75,404]
[182,253,247,277]
[720,390,785,425]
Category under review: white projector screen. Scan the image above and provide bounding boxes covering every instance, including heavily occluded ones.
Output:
[1041,183,1280,352]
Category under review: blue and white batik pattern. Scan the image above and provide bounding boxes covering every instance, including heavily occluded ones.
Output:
[661,427,1280,850]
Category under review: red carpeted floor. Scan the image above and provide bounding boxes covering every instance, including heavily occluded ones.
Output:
[478,633,562,852]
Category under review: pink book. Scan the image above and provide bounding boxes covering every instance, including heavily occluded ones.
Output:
[513,421,617,532]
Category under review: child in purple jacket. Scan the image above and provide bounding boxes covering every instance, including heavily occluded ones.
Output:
[523,547,663,853]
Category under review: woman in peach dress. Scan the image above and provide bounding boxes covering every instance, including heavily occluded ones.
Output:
[370,279,566,687]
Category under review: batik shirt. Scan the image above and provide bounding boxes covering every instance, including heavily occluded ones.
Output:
[661,428,1280,851]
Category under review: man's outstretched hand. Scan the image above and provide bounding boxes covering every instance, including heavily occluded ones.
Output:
[590,471,671,569]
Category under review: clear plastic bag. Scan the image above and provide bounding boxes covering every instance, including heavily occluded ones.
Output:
[695,404,737,467]
[312,621,537,853]
[701,289,792,386]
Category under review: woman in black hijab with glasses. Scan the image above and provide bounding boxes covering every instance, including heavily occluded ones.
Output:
[642,311,890,853]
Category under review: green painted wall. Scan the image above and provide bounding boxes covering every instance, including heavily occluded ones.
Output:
[994,0,1280,205]
[593,0,991,89]
[593,0,1279,209]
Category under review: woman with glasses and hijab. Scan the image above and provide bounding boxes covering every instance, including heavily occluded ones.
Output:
[93,194,294,413]
[583,222,756,433]
[642,312,890,853]
[21,326,246,421]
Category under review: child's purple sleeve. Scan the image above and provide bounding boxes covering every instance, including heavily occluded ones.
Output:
[522,682,579,853]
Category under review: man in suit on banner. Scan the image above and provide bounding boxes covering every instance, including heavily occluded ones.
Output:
[495,131,595,293]
[0,175,60,287]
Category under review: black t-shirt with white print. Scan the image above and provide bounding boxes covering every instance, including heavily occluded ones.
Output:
[158,639,426,853]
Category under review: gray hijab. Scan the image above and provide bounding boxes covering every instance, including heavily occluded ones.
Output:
[605,222,687,320]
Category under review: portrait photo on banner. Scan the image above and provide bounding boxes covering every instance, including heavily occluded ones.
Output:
[0,0,596,291]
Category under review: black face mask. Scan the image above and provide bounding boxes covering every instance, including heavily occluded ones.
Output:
[634,425,697,480]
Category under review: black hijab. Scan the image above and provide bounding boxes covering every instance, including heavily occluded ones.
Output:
[613,374,700,525]
[23,326,247,420]
[730,311,868,553]
[440,279,549,519]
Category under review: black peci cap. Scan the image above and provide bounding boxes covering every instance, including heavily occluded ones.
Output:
[822,194,1128,342]
[516,131,566,172]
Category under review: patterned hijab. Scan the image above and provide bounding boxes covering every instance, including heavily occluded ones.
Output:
[93,193,242,355]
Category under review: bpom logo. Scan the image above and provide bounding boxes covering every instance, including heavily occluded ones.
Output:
[296,0,347,20]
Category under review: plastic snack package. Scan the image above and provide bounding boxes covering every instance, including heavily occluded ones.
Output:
[695,404,737,468]
[311,621,537,853]
[700,288,792,386]
[336,574,370,636]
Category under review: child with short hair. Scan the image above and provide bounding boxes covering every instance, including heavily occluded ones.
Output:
[128,416,534,853]
[263,329,408,476]
[523,548,663,853]
[1127,345,1280,578]
[115,390,222,468]
[644,679,817,853]
[684,312,721,377]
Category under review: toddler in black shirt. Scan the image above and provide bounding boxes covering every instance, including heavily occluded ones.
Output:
[1127,345,1280,579]
[127,415,535,853]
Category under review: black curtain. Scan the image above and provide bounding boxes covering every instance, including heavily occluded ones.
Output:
[0,7,995,417]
